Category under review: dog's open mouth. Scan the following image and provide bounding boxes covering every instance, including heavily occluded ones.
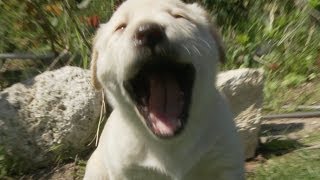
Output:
[124,60,195,138]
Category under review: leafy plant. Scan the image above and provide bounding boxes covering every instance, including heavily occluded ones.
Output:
[309,0,320,10]
[0,147,7,177]
[0,0,114,68]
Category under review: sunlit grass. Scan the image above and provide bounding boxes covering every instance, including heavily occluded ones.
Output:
[248,130,320,180]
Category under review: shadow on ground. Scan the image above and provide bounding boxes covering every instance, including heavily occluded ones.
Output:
[260,122,304,136]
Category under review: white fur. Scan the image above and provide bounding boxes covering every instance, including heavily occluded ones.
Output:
[84,0,244,179]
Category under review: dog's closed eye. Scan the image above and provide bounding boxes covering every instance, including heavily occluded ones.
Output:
[115,23,127,32]
[169,9,188,19]
[170,11,194,24]
[172,13,184,19]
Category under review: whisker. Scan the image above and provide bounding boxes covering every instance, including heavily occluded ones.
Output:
[199,38,212,49]
[182,45,191,55]
[192,45,202,56]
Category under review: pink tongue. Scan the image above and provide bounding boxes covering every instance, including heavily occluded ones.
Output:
[148,74,184,136]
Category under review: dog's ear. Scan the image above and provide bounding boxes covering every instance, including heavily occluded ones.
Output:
[186,3,226,64]
[204,10,226,64]
[209,27,226,64]
[91,24,107,90]
[90,48,102,90]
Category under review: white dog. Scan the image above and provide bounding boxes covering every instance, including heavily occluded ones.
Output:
[84,0,244,179]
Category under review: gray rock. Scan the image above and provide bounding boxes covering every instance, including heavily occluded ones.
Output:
[217,68,264,159]
[0,66,101,171]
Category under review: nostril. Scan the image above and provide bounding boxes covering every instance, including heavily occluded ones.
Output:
[134,23,165,48]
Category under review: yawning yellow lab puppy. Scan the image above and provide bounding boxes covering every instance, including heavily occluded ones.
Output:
[85,0,244,179]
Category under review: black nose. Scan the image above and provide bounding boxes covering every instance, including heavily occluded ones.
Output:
[134,23,165,49]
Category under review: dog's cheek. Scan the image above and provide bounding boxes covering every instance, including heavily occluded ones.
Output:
[91,23,114,90]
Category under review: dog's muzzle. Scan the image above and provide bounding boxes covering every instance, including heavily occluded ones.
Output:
[133,23,166,50]
[124,23,195,138]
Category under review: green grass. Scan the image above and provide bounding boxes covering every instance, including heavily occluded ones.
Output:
[73,159,87,179]
[263,80,320,113]
[248,149,320,180]
[248,131,320,179]
[302,131,320,145]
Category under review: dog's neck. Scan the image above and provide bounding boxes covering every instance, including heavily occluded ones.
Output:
[97,71,235,178]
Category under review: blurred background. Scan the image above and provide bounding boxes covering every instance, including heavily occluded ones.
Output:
[0,0,320,179]
[1,0,320,112]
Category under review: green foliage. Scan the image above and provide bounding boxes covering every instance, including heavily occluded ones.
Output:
[282,73,308,87]
[198,0,320,111]
[0,147,7,177]
[0,143,87,177]
[200,0,251,27]
[0,0,114,68]
[199,0,320,80]
[1,0,319,77]
[74,159,87,178]
[0,147,27,177]
[48,143,77,163]
[222,1,318,74]
[309,0,320,10]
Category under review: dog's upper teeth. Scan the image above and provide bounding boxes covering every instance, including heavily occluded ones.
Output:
[141,105,148,112]
[142,97,147,105]
[177,120,181,127]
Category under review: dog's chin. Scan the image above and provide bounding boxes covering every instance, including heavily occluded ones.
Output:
[123,57,195,139]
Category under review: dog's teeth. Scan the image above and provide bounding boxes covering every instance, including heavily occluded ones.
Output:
[152,121,157,129]
[177,120,181,127]
[142,97,147,105]
[142,106,148,112]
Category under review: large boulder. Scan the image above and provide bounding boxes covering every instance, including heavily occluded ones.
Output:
[217,68,264,159]
[0,66,101,172]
